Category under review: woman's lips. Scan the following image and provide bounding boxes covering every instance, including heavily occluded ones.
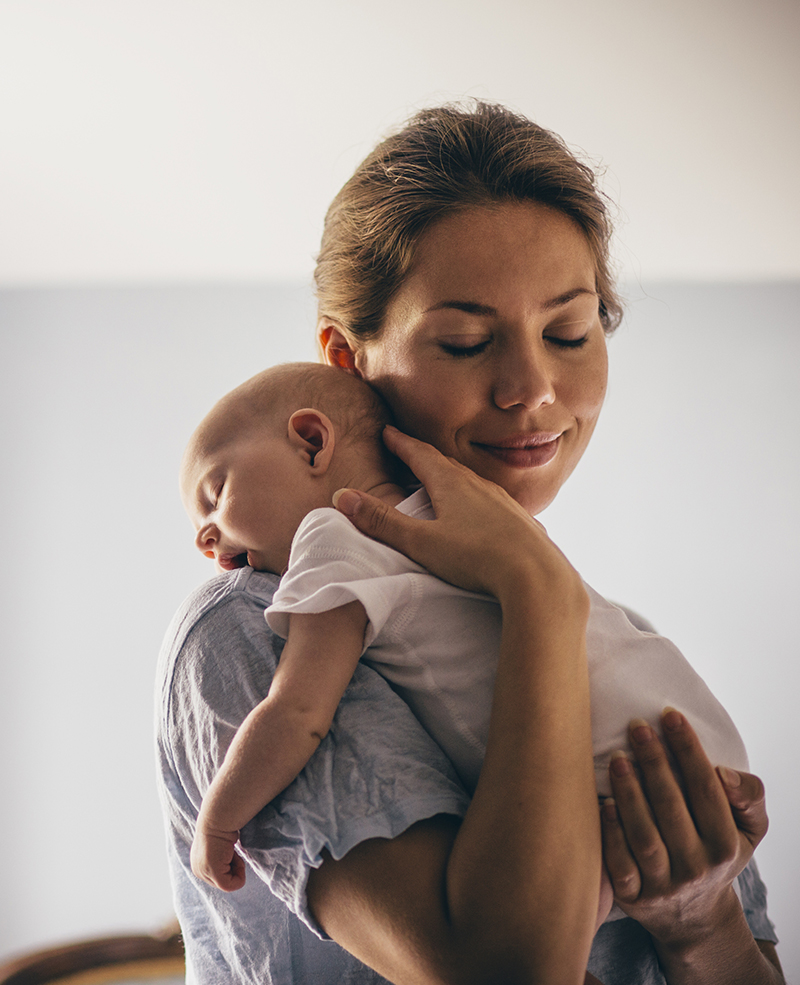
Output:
[474,433,561,468]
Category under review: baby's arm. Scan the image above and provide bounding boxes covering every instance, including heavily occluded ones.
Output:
[191,599,368,891]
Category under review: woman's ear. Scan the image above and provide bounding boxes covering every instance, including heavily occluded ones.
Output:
[288,409,336,473]
[318,319,361,376]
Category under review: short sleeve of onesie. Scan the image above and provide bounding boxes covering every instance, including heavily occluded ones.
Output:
[266,507,429,649]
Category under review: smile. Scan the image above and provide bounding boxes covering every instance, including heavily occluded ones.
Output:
[473,433,561,468]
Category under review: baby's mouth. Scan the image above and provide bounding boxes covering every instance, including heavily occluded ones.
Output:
[217,551,248,571]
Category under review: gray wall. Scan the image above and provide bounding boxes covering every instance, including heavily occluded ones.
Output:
[1,281,798,976]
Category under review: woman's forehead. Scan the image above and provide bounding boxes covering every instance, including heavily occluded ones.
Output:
[396,202,596,309]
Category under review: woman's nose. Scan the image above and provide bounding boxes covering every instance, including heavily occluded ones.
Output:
[492,347,556,411]
[195,523,219,556]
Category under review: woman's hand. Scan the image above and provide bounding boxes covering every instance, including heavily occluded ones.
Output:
[334,426,584,607]
[601,709,781,983]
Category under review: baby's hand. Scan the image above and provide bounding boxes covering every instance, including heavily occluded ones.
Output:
[190,822,246,892]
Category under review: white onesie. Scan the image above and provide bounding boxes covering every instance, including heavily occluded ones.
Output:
[266,488,749,799]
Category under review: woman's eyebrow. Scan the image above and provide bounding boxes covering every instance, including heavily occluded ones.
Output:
[425,300,496,315]
[540,288,598,311]
[425,289,597,316]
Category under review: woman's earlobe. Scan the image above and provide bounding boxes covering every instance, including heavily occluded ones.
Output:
[318,321,361,375]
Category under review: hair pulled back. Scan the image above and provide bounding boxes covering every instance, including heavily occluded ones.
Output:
[315,101,623,342]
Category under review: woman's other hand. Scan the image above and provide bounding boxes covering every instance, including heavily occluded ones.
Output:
[601,709,782,982]
[334,425,584,607]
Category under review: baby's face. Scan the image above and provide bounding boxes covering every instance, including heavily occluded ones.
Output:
[181,432,321,576]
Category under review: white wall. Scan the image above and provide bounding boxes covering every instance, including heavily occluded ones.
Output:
[0,0,798,287]
[1,281,798,977]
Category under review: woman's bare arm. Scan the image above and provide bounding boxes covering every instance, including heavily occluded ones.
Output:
[309,429,601,985]
[308,570,598,984]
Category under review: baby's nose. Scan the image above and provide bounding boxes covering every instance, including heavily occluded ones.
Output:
[195,523,218,556]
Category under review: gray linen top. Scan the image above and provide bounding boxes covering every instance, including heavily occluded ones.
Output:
[155,566,776,984]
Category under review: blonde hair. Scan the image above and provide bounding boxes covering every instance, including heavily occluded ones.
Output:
[315,101,622,341]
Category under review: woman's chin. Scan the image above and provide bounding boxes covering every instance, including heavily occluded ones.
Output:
[472,463,561,518]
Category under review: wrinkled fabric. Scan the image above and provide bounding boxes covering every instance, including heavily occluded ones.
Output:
[156,566,469,983]
[268,488,749,805]
[156,565,776,985]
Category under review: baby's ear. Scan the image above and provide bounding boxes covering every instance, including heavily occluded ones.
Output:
[288,409,335,472]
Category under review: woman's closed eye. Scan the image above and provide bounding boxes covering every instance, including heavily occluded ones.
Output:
[439,338,492,358]
[543,311,595,349]
[440,334,589,356]
[545,334,589,349]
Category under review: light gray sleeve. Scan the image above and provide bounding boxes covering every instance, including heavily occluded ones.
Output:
[738,858,778,943]
[165,583,469,939]
[241,661,471,934]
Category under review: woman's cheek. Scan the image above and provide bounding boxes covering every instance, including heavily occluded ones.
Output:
[573,345,608,423]
[374,365,450,437]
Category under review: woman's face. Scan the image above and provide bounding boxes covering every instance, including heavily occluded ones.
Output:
[325,201,609,516]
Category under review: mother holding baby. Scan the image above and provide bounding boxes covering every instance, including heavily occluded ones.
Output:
[156,102,781,984]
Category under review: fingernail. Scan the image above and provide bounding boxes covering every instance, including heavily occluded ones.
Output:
[662,707,684,732]
[601,797,618,822]
[610,751,632,776]
[332,488,362,516]
[718,765,742,788]
[629,718,655,744]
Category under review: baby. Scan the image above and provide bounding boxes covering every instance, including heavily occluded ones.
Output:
[180,361,750,905]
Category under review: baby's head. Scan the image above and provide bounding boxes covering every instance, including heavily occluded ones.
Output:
[180,362,394,575]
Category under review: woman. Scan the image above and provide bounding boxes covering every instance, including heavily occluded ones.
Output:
[156,102,781,984]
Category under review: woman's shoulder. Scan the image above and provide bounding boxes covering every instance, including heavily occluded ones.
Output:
[161,567,280,658]
[156,568,283,724]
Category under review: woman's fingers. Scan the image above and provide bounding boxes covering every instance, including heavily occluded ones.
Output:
[600,795,642,904]
[624,718,701,857]
[608,712,740,883]
[381,425,466,483]
[333,486,417,558]
[334,426,571,600]
[333,482,500,595]
[605,751,673,897]
[654,710,738,851]
[602,710,768,936]
[716,766,769,850]
[655,710,768,852]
